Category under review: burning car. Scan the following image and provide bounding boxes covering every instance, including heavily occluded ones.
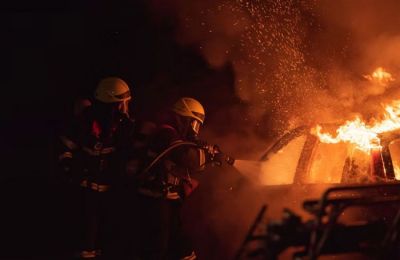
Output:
[256,124,400,186]
[236,67,400,186]
[233,100,400,259]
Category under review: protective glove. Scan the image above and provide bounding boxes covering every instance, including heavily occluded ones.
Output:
[203,144,235,166]
[212,151,225,166]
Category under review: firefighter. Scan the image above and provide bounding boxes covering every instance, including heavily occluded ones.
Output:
[130,97,231,260]
[57,77,135,259]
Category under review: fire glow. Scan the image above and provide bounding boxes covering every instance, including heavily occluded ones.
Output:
[364,67,395,86]
[312,101,400,153]
[312,67,399,153]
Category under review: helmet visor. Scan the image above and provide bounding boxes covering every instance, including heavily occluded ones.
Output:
[191,119,202,134]
[118,99,130,116]
[192,111,205,123]
[115,90,131,101]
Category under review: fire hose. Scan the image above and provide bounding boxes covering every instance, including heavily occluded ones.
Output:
[138,141,235,178]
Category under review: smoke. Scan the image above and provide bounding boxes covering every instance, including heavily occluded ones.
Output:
[149,0,400,135]
[311,0,400,119]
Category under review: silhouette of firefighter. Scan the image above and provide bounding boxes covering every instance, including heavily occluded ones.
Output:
[126,97,234,260]
[57,77,135,259]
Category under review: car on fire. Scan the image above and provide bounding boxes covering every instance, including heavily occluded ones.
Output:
[184,124,400,260]
[258,125,400,185]
[233,125,400,259]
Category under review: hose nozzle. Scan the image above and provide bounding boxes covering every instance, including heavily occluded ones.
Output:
[225,155,235,166]
[197,141,235,166]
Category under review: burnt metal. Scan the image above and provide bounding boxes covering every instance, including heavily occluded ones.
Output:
[294,134,318,184]
[236,183,400,260]
[379,129,400,180]
[380,207,400,259]
[371,149,386,180]
[381,145,396,180]
[235,205,268,260]
[260,126,310,161]
[306,183,400,259]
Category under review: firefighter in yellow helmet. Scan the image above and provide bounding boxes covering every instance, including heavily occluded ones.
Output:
[57,77,136,259]
[171,97,205,139]
[128,97,233,260]
[94,77,131,116]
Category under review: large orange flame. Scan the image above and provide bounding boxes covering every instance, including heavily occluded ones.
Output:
[364,67,395,86]
[312,100,400,153]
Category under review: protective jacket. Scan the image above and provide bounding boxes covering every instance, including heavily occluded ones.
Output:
[57,104,137,258]
[57,106,135,190]
[126,123,206,260]
[136,124,207,200]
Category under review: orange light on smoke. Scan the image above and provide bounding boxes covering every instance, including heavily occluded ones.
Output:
[312,100,400,153]
[364,67,394,86]
[394,166,400,180]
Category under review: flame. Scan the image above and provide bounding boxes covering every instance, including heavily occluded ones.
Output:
[394,165,400,180]
[312,100,400,153]
[364,67,395,86]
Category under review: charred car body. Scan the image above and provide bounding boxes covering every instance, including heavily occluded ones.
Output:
[235,125,400,260]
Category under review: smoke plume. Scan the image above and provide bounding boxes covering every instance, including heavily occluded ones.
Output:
[149,0,400,138]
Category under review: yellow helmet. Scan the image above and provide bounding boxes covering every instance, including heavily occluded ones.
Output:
[172,97,205,124]
[94,77,131,103]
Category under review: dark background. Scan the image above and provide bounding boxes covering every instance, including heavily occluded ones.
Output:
[1,0,247,181]
[0,0,251,259]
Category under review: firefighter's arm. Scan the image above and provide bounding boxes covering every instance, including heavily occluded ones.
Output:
[57,135,79,177]
[196,142,235,167]
[174,142,235,170]
[56,118,81,181]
